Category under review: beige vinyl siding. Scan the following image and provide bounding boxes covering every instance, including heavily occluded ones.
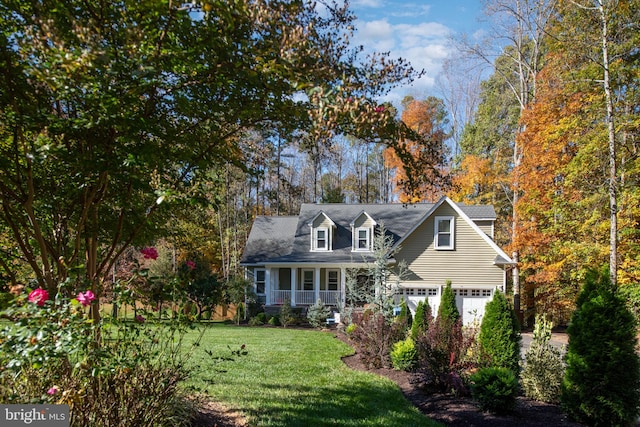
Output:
[395,204,504,287]
[473,220,494,238]
[312,215,333,228]
[352,213,374,228]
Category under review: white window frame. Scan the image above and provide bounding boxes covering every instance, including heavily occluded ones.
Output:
[434,216,455,250]
[302,269,315,291]
[254,269,266,295]
[354,227,371,251]
[327,269,339,291]
[312,227,330,251]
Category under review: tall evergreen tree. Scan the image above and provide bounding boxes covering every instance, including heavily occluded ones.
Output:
[438,280,460,325]
[411,299,433,340]
[562,268,640,426]
[478,290,521,374]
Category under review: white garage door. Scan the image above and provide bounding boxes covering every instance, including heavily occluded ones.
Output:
[454,289,493,325]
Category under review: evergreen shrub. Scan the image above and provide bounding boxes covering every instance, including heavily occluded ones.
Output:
[470,366,519,414]
[411,300,432,340]
[268,315,280,326]
[478,290,521,374]
[396,299,412,332]
[438,281,459,326]
[390,338,417,371]
[561,269,640,426]
[521,314,563,403]
[279,298,295,327]
[307,298,331,328]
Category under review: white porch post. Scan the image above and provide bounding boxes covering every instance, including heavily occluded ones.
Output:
[340,267,346,307]
[290,267,297,306]
[265,268,272,305]
[314,268,321,303]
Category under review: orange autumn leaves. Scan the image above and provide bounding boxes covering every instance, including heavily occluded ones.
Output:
[384,97,450,203]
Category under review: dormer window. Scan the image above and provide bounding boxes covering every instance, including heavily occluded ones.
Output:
[314,227,328,251]
[351,211,376,252]
[435,216,454,250]
[309,212,335,252]
[355,227,371,251]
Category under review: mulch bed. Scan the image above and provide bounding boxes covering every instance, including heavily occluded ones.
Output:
[190,331,586,426]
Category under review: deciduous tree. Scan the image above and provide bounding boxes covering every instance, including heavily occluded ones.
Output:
[0,0,419,325]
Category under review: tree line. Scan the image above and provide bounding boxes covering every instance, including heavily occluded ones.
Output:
[1,0,638,327]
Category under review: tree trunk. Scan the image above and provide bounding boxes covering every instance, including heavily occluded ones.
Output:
[598,1,617,285]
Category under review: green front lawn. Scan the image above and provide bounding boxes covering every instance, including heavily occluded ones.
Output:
[183,324,439,427]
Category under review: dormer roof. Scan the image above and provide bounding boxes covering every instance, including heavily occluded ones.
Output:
[308,211,336,228]
[350,211,377,228]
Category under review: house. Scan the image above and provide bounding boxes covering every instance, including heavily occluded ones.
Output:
[240,196,514,324]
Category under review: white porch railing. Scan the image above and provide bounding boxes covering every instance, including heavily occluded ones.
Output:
[295,291,316,305]
[270,290,341,306]
[271,290,291,305]
[318,290,341,306]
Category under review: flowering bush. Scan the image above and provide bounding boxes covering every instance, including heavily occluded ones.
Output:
[0,279,202,427]
[141,246,159,260]
[27,288,49,306]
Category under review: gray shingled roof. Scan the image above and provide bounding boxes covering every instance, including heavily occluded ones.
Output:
[240,201,497,265]
[240,216,298,264]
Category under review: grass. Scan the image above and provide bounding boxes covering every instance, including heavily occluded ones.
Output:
[182,324,440,427]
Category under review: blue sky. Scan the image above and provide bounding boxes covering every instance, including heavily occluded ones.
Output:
[347,0,487,104]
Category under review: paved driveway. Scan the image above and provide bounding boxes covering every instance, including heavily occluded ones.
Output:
[521,331,568,354]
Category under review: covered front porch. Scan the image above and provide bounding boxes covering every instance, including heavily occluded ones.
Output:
[255,266,346,307]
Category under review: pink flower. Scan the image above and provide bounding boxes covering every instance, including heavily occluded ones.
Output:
[141,247,158,260]
[374,106,385,113]
[28,288,49,307]
[47,386,58,395]
[135,315,146,323]
[186,260,196,270]
[76,290,96,306]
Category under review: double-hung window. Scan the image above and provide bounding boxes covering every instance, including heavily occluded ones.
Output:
[254,269,266,295]
[327,269,339,291]
[355,227,371,251]
[434,216,454,250]
[314,227,329,251]
[302,269,314,291]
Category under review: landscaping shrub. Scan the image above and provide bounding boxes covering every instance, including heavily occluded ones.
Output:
[307,298,331,328]
[268,315,280,326]
[521,314,563,403]
[410,299,432,340]
[279,298,295,327]
[414,315,475,396]
[478,290,521,374]
[561,269,640,426]
[345,323,357,335]
[438,280,460,325]
[0,283,202,427]
[390,337,417,371]
[470,366,519,414]
[350,311,406,368]
[248,316,264,326]
[396,298,412,329]
[412,280,476,395]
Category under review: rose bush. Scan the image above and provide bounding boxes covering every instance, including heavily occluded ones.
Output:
[0,277,203,427]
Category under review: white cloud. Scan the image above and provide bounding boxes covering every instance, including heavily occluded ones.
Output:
[352,17,454,105]
[351,0,385,7]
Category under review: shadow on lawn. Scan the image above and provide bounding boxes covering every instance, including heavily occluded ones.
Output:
[242,377,436,427]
